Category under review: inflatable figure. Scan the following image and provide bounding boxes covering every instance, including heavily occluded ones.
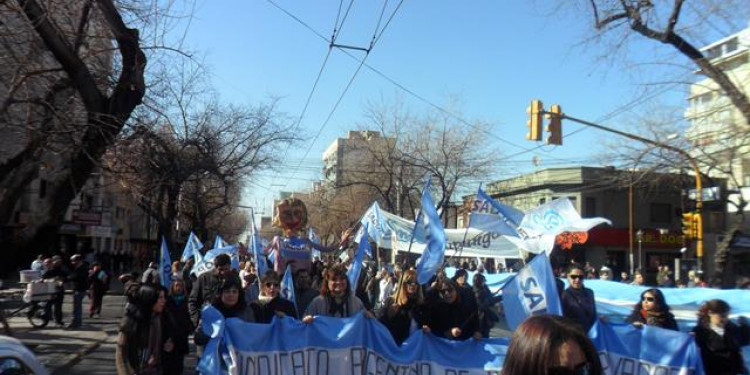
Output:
[267,198,352,273]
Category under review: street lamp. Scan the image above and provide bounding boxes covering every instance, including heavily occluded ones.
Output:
[636,229,644,271]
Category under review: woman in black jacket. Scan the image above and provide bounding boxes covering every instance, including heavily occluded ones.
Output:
[423,278,480,340]
[473,273,501,338]
[162,278,193,375]
[625,288,678,330]
[377,270,426,345]
[115,284,167,375]
[250,270,298,323]
[692,299,749,375]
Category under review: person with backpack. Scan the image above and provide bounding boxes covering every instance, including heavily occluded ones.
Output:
[88,262,109,318]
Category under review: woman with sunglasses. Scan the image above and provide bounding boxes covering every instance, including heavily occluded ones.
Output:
[302,264,369,323]
[691,299,749,375]
[561,264,598,332]
[424,278,480,340]
[377,270,426,345]
[502,315,603,375]
[625,288,678,330]
[250,270,298,323]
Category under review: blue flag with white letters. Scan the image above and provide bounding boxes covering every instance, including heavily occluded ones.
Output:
[159,237,172,289]
[347,223,370,292]
[414,179,446,285]
[501,253,562,330]
[281,265,297,311]
[181,231,203,262]
[475,187,524,229]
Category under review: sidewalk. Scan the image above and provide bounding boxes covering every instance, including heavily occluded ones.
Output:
[5,314,109,374]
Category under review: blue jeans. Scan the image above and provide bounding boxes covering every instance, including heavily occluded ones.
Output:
[72,290,86,326]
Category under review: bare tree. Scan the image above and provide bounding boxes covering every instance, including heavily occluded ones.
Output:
[0,0,152,259]
[585,0,750,125]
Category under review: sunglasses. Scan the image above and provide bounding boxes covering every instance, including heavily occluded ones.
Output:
[265,282,280,288]
[642,296,655,302]
[548,362,591,375]
[569,274,583,280]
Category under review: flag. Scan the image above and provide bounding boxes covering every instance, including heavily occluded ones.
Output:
[501,253,562,330]
[414,179,446,285]
[181,231,203,262]
[281,265,297,312]
[203,244,240,270]
[250,213,267,276]
[308,228,321,260]
[359,202,389,247]
[519,197,611,238]
[212,235,227,250]
[159,237,172,289]
[475,187,524,229]
[347,223,370,292]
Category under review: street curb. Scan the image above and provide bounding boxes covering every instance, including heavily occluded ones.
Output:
[50,333,107,375]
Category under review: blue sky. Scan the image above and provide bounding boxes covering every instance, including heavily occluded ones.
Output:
[177,1,712,217]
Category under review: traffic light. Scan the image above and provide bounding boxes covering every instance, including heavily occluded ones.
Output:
[681,212,697,239]
[526,100,543,141]
[546,104,563,145]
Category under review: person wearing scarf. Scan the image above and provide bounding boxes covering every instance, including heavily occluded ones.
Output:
[116,284,166,375]
[250,270,298,323]
[626,288,678,330]
[162,278,193,375]
[302,264,370,323]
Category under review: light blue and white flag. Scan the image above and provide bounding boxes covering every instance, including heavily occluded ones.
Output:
[181,231,203,262]
[414,179,446,285]
[307,227,321,260]
[159,237,172,289]
[358,202,390,248]
[519,197,611,238]
[212,235,227,250]
[590,320,704,375]
[197,306,510,375]
[281,265,297,312]
[347,223,370,292]
[501,253,562,330]
[203,244,241,271]
[474,187,524,230]
[250,213,267,276]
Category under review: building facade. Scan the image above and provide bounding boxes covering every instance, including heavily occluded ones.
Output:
[462,166,729,283]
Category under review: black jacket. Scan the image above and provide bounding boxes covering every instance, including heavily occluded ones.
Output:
[424,287,479,340]
[561,286,597,332]
[250,296,298,323]
[188,271,240,326]
[377,297,426,345]
[692,321,750,375]
[69,264,90,292]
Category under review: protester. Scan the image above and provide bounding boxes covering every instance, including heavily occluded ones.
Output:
[42,255,67,327]
[115,284,167,375]
[423,278,480,341]
[141,262,160,286]
[88,262,109,318]
[364,266,380,311]
[599,266,612,281]
[377,270,426,345]
[239,261,256,289]
[302,264,369,322]
[687,270,708,288]
[501,315,603,375]
[561,264,598,332]
[250,270,298,323]
[180,258,195,294]
[473,273,501,338]
[625,288,678,330]
[692,299,750,375]
[162,278,192,375]
[30,254,45,271]
[209,277,255,321]
[657,265,674,287]
[188,253,239,328]
[376,269,396,309]
[631,269,645,286]
[293,268,318,317]
[171,261,181,281]
[67,254,89,329]
[451,269,472,294]
[620,271,630,283]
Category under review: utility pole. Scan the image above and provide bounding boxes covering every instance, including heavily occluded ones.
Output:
[525,103,705,272]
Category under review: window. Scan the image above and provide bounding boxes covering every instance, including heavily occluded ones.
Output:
[584,197,596,218]
[650,203,672,224]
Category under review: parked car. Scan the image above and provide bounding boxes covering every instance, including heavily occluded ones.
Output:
[0,335,48,375]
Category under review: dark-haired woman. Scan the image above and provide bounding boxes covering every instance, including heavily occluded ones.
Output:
[194,278,255,348]
[625,288,678,330]
[502,315,603,375]
[377,270,426,345]
[302,264,368,323]
[473,273,502,338]
[250,270,298,323]
[691,299,749,375]
[423,278,480,341]
[162,278,193,375]
[116,284,167,375]
[561,264,598,332]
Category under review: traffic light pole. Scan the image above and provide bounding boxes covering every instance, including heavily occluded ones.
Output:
[555,113,704,272]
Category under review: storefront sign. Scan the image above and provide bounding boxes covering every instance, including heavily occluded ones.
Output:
[588,227,684,248]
